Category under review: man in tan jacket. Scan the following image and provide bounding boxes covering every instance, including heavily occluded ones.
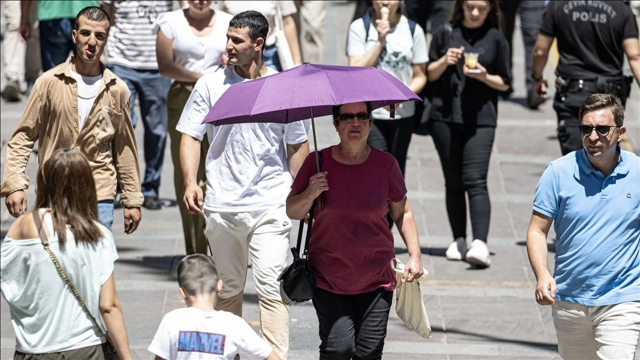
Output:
[1,6,142,233]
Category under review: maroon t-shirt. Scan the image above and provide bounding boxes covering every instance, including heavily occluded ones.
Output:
[291,146,407,295]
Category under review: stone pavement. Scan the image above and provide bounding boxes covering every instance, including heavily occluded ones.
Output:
[1,2,639,359]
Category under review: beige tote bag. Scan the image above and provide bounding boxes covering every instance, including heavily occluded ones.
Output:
[391,258,432,338]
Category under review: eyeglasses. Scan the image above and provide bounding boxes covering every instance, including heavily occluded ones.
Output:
[337,112,372,122]
[579,125,620,137]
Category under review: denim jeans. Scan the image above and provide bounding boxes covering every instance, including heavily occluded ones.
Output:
[39,18,76,72]
[108,64,171,197]
[499,0,545,96]
[263,44,283,72]
[428,121,495,242]
[97,200,114,230]
[313,287,393,360]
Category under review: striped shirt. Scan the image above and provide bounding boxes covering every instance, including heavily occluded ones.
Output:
[103,0,174,70]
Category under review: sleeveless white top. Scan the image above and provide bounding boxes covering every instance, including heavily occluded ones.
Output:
[0,209,119,353]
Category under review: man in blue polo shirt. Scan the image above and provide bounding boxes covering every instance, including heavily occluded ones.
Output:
[526,93,639,360]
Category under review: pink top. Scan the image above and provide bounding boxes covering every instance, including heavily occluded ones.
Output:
[291,146,407,295]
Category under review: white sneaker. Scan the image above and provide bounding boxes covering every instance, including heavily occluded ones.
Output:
[445,237,467,261]
[466,240,491,268]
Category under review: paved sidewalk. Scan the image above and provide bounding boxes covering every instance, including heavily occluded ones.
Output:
[1,2,638,359]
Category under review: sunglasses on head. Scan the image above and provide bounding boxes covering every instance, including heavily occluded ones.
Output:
[579,125,620,137]
[337,112,372,122]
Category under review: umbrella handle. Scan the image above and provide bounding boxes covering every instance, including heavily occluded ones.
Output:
[310,110,325,210]
[311,110,320,173]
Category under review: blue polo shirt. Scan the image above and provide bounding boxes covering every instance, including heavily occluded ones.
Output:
[533,149,640,306]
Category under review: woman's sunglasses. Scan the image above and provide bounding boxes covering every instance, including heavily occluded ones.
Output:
[579,125,620,137]
[337,112,372,122]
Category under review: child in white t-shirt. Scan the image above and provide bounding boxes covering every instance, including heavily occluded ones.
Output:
[148,255,277,360]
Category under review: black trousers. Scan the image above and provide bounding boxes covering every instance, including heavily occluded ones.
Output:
[428,121,495,241]
[313,287,393,360]
[367,117,414,176]
[553,89,592,155]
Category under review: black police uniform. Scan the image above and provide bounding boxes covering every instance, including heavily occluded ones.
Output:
[539,0,639,155]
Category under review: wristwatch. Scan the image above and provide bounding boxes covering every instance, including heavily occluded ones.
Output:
[532,74,543,82]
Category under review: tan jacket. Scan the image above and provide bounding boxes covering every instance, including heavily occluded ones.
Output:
[1,57,144,207]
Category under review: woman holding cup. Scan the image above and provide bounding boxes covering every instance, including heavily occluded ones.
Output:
[426,0,511,268]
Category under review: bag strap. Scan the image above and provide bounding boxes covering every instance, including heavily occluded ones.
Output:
[363,12,371,41]
[295,150,324,258]
[32,211,107,337]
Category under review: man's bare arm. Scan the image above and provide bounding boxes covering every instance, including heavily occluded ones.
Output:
[287,140,310,179]
[180,134,204,214]
[526,211,556,305]
[623,37,640,87]
[531,34,553,80]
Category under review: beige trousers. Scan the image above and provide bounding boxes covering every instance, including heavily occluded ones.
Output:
[553,300,640,360]
[205,205,292,359]
[293,0,326,64]
[2,0,40,91]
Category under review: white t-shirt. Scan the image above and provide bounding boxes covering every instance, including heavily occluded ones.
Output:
[347,15,428,119]
[103,0,173,69]
[148,308,273,360]
[153,9,233,74]
[70,69,103,130]
[0,210,118,354]
[216,1,296,46]
[176,65,310,212]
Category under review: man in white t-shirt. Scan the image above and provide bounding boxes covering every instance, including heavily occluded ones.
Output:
[178,11,309,360]
[149,254,279,360]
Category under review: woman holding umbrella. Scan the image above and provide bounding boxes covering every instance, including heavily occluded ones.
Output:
[286,101,423,359]
[426,0,511,267]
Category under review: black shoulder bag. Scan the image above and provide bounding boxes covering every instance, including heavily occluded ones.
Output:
[413,23,453,135]
[278,151,324,302]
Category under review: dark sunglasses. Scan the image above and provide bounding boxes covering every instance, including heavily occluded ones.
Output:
[337,112,372,122]
[579,125,620,137]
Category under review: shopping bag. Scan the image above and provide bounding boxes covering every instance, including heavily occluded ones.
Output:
[391,258,431,338]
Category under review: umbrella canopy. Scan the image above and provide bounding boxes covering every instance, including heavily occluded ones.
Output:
[203,63,421,126]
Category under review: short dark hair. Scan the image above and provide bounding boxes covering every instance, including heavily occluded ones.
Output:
[332,102,373,121]
[229,11,269,43]
[579,93,624,126]
[177,254,220,296]
[75,6,111,29]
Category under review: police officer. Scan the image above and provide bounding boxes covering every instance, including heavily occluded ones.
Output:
[531,0,640,155]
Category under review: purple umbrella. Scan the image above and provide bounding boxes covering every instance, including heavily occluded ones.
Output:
[203,63,420,170]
